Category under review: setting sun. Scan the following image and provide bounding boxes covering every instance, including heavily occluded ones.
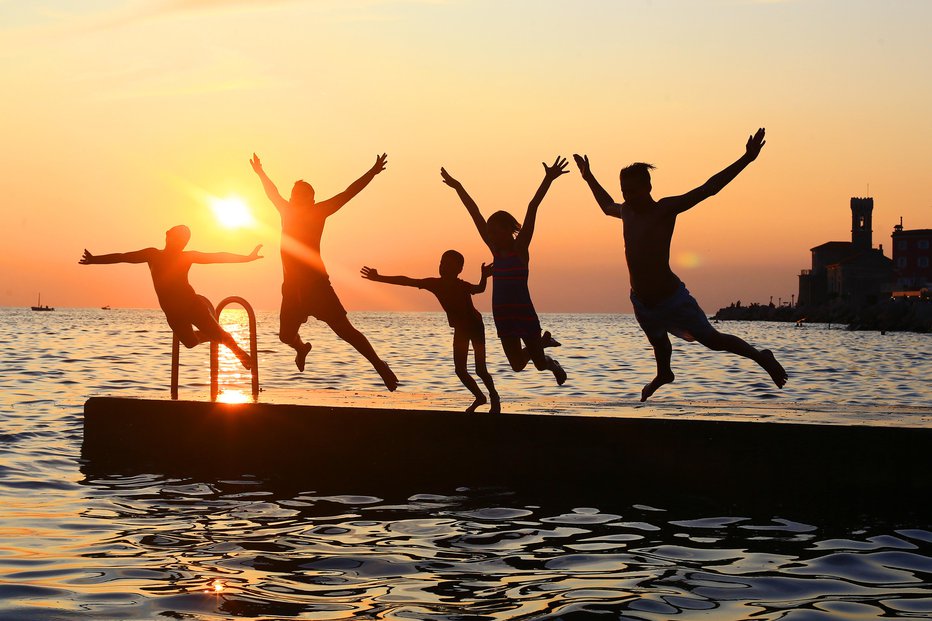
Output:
[209,196,254,229]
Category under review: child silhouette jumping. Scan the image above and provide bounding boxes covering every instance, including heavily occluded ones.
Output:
[79,225,260,368]
[361,251,500,413]
[441,158,567,386]
[574,128,787,400]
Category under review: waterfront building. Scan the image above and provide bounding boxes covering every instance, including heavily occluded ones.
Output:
[891,219,932,295]
[798,197,894,307]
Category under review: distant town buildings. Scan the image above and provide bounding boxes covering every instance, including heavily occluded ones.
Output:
[716,196,930,331]
[798,198,892,306]
[798,197,930,307]
[891,219,932,295]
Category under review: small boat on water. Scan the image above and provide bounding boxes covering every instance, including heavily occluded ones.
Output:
[31,294,54,312]
[101,305,111,310]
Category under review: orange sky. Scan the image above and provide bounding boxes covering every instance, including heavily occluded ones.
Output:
[2,0,930,313]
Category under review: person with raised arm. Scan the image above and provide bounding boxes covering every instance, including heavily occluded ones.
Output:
[441,158,567,386]
[79,225,260,369]
[573,128,787,401]
[361,252,500,413]
[250,153,397,390]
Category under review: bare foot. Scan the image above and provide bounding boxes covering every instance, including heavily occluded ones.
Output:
[641,371,674,402]
[294,342,313,372]
[465,395,487,413]
[760,349,787,388]
[549,357,567,386]
[376,361,398,392]
[488,392,501,414]
[542,331,561,348]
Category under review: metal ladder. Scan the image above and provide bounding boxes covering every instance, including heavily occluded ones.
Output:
[170,296,259,401]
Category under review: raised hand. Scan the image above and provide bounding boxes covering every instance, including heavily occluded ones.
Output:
[371,153,388,175]
[481,262,493,279]
[360,266,380,280]
[79,249,95,265]
[440,167,461,189]
[745,128,766,161]
[543,156,570,181]
[248,244,263,261]
[249,153,263,174]
[573,153,591,178]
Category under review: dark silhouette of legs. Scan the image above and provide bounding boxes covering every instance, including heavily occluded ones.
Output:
[501,336,566,386]
[189,297,252,369]
[695,330,787,388]
[471,336,499,413]
[642,332,674,401]
[453,329,486,412]
[326,315,397,391]
[500,336,532,371]
[279,314,313,372]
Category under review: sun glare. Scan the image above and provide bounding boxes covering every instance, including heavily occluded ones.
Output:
[209,196,254,229]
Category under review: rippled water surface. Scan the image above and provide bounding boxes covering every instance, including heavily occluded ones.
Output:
[1,308,930,619]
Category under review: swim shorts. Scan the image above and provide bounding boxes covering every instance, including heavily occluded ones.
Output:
[631,281,716,343]
[280,278,347,327]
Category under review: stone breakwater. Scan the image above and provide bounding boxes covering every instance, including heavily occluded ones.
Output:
[713,298,932,333]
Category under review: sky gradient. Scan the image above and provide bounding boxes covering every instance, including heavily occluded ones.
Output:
[2,0,930,313]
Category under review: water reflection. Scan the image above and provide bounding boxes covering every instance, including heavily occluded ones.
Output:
[72,474,932,620]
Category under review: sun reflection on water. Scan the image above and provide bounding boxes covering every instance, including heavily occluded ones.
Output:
[217,308,254,402]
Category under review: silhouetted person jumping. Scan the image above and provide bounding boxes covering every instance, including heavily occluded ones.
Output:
[250,152,398,391]
[574,128,787,400]
[79,225,260,369]
[441,158,567,386]
[361,251,500,413]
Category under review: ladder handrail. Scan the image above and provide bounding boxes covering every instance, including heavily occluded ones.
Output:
[170,296,260,402]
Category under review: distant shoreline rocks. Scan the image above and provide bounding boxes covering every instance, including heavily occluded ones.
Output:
[713,298,932,333]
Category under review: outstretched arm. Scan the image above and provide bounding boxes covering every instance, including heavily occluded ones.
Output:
[250,153,289,212]
[360,266,423,288]
[189,245,263,264]
[469,262,492,294]
[441,167,492,250]
[79,248,155,265]
[516,156,569,252]
[318,153,388,217]
[573,154,621,219]
[665,128,766,214]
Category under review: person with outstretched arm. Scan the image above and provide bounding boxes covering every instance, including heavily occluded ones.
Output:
[361,252,500,413]
[250,153,398,391]
[80,225,260,369]
[574,129,786,401]
[441,159,567,387]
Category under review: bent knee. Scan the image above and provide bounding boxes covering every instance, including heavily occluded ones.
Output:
[698,335,726,351]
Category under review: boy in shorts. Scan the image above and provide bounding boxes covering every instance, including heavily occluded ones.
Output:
[79,225,260,369]
[250,153,397,391]
[573,128,787,401]
[361,251,500,413]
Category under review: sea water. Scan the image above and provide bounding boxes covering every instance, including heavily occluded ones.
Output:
[1,308,930,619]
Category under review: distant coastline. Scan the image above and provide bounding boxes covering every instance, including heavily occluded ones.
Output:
[713,298,932,333]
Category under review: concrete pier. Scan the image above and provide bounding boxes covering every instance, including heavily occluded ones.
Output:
[82,396,931,514]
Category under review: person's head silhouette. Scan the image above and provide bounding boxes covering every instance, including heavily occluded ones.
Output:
[486,211,521,246]
[290,180,315,205]
[620,162,655,203]
[165,225,191,251]
[439,250,465,278]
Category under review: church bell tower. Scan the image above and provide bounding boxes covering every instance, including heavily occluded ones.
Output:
[850,197,873,251]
